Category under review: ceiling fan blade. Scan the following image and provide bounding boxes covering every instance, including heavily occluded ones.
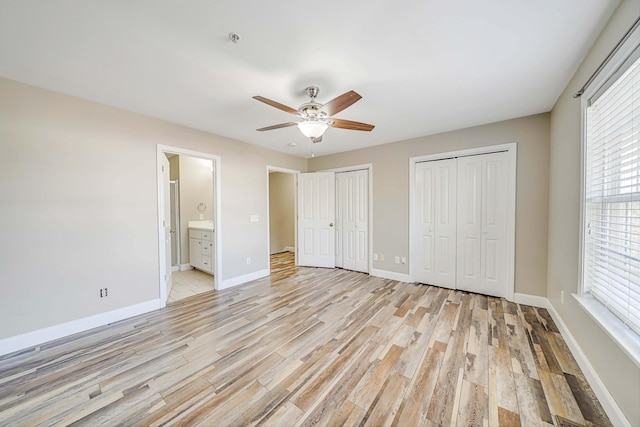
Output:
[256,122,298,131]
[330,119,374,131]
[253,96,298,115]
[311,135,323,143]
[320,90,362,116]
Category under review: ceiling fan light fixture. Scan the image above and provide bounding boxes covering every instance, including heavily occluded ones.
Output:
[297,120,328,138]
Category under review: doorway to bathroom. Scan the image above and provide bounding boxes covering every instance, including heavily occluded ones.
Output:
[157,145,221,307]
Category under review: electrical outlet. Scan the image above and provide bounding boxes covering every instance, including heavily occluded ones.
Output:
[99,288,108,298]
[199,214,204,220]
[250,215,259,223]
[246,257,251,265]
[394,256,400,264]
[401,257,406,264]
[561,290,565,304]
[379,254,384,262]
[373,253,378,261]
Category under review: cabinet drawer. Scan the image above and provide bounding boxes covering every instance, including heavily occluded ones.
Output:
[201,241,212,255]
[202,255,212,272]
[189,229,203,239]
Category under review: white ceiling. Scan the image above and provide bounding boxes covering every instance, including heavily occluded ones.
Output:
[0,1,620,158]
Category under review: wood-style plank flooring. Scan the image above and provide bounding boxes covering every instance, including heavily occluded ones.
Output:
[0,252,611,426]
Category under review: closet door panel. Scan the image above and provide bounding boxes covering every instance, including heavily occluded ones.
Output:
[354,170,369,272]
[413,164,435,284]
[336,170,369,273]
[342,173,357,270]
[335,174,345,268]
[414,160,456,288]
[457,157,482,292]
[480,153,508,297]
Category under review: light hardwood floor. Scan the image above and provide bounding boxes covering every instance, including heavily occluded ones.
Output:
[168,269,215,304]
[0,252,611,426]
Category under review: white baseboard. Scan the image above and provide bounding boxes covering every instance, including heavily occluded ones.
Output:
[218,269,269,291]
[370,268,411,283]
[171,265,180,272]
[0,299,161,357]
[545,301,630,427]
[283,246,295,252]
[179,263,193,271]
[513,292,548,308]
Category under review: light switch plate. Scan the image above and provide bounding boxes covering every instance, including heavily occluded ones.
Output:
[250,215,259,222]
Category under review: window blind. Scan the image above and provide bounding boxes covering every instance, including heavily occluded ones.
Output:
[584,54,640,336]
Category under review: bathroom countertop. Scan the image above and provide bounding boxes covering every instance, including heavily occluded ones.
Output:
[188,220,214,231]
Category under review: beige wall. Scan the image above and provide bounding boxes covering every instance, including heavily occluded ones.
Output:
[178,155,214,265]
[548,1,640,424]
[168,155,179,181]
[269,172,295,254]
[0,77,306,340]
[309,113,550,297]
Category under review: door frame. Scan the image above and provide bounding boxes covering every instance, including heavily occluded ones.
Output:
[266,166,300,273]
[157,145,222,307]
[409,143,516,301]
[321,163,373,274]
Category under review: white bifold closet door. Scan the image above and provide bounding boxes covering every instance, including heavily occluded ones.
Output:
[413,151,509,298]
[413,159,457,289]
[335,170,368,273]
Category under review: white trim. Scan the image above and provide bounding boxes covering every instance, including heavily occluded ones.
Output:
[171,265,180,272]
[0,300,160,357]
[408,142,517,301]
[283,246,295,252]
[157,145,222,302]
[546,300,631,427]
[219,269,269,290]
[513,293,548,308]
[370,268,411,283]
[179,263,193,271]
[321,163,372,173]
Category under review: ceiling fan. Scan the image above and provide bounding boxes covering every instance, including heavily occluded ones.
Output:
[253,86,374,143]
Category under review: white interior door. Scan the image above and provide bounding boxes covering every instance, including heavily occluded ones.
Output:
[161,155,172,299]
[413,159,457,288]
[456,152,508,297]
[298,172,336,268]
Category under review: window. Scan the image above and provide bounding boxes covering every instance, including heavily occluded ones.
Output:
[582,47,640,337]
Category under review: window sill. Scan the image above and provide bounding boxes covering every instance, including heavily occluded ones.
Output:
[573,293,640,368]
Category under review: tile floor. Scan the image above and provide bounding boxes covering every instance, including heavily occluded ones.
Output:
[167,268,214,303]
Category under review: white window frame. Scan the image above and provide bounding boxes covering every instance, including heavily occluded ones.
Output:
[577,24,640,368]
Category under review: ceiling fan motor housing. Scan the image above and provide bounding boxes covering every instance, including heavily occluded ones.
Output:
[298,102,326,120]
[253,86,374,138]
